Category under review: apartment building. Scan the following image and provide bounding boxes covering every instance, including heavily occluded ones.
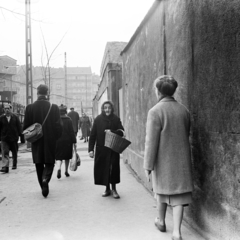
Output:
[0,56,18,102]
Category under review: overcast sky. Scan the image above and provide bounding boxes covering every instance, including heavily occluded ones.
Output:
[0,0,154,75]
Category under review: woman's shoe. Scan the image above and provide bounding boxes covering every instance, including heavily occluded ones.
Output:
[112,189,120,199]
[102,189,111,197]
[154,217,166,232]
[57,169,61,179]
[65,172,70,177]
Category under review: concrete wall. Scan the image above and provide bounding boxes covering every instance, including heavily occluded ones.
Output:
[121,0,240,239]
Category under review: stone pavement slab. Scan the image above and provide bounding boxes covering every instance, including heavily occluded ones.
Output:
[0,140,205,240]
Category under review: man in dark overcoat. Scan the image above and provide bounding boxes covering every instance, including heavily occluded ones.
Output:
[0,103,22,173]
[23,84,62,198]
[67,107,79,137]
[88,101,124,199]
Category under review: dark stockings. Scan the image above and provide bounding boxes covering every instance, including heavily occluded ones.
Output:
[105,183,116,191]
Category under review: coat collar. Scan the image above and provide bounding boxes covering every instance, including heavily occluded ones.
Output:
[159,96,176,103]
[61,115,70,119]
[37,96,48,101]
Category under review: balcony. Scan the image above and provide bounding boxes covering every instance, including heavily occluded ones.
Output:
[3,86,18,93]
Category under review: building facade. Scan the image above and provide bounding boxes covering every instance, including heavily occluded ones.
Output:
[16,66,100,117]
[0,56,18,102]
[92,42,127,118]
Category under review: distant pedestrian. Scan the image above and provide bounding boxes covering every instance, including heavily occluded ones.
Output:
[23,84,62,198]
[56,104,76,179]
[144,75,193,240]
[88,101,124,199]
[67,107,80,137]
[0,103,22,173]
[79,113,91,142]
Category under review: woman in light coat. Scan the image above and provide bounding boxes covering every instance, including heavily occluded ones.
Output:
[144,75,193,240]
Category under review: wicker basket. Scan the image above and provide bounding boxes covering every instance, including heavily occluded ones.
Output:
[104,131,131,154]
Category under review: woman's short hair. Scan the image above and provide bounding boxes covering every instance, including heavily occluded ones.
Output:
[154,75,178,96]
[101,101,114,113]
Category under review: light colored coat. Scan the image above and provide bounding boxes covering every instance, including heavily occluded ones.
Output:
[144,97,193,195]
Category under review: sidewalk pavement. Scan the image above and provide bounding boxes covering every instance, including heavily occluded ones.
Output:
[0,139,205,240]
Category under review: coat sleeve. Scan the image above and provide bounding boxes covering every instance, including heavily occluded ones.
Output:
[79,118,82,129]
[68,119,76,144]
[23,105,32,130]
[112,118,124,137]
[16,115,22,135]
[88,118,97,152]
[53,106,63,140]
[143,109,161,171]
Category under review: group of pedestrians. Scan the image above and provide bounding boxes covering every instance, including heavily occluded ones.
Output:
[1,74,193,240]
[88,75,193,240]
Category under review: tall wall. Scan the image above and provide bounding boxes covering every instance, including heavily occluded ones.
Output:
[121,0,240,239]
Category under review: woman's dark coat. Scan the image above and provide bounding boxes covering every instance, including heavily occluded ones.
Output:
[23,97,62,164]
[88,113,124,186]
[56,115,76,160]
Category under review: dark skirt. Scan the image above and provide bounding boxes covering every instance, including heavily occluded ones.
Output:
[55,139,73,160]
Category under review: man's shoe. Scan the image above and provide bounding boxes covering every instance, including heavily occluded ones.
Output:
[65,172,70,177]
[57,169,61,179]
[154,217,166,232]
[42,180,49,198]
[12,166,17,170]
[0,167,9,173]
[112,190,120,199]
[102,189,111,197]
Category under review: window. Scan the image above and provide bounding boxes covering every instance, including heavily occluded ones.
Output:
[56,84,61,90]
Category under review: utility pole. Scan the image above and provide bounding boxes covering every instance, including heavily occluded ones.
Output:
[64,52,67,106]
[25,0,33,105]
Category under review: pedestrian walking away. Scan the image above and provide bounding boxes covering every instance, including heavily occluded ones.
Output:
[79,112,91,142]
[88,101,124,199]
[56,104,77,179]
[144,75,193,240]
[23,84,63,198]
[0,103,23,173]
[67,107,80,137]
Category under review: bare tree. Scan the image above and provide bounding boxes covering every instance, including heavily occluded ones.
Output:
[40,26,68,98]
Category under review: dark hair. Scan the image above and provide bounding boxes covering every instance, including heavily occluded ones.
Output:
[101,101,114,113]
[37,84,48,95]
[154,75,178,96]
[59,104,67,114]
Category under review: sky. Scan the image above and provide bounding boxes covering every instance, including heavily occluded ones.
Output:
[0,0,155,75]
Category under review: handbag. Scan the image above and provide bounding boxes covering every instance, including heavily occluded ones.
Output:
[70,144,81,171]
[23,104,52,143]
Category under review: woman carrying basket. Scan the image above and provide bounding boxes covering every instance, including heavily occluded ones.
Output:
[88,101,124,199]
